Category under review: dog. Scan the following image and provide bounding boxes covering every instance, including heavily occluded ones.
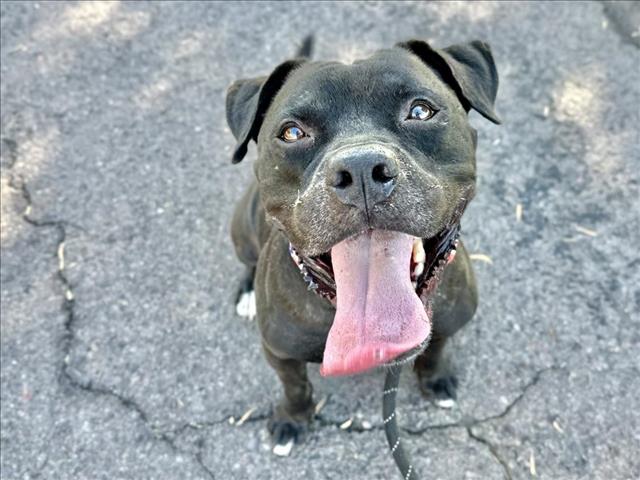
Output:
[226,37,499,454]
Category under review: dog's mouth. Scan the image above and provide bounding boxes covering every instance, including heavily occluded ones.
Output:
[289,226,459,376]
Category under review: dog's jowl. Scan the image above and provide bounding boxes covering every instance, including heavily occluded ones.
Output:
[226,38,499,452]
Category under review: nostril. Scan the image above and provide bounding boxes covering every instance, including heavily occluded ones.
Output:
[335,170,353,189]
[372,163,395,184]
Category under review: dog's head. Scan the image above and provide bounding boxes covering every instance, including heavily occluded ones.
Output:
[226,39,499,376]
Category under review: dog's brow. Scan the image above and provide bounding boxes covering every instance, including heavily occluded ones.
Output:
[367,72,443,103]
[386,83,414,97]
[279,104,322,123]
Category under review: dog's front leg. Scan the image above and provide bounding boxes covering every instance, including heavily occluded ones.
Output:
[263,343,315,451]
[414,335,459,408]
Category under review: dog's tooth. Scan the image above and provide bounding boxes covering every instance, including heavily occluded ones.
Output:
[412,281,417,289]
[413,240,426,264]
[247,291,256,320]
[413,262,424,278]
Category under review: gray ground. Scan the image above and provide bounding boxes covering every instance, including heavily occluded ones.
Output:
[1,1,639,479]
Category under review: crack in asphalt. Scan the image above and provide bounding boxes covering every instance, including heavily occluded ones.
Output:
[467,426,512,480]
[1,137,19,169]
[400,367,557,478]
[305,367,556,477]
[6,171,218,480]
[167,410,272,439]
[402,366,557,436]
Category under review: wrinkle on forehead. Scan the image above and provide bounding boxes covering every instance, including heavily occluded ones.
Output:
[277,51,450,112]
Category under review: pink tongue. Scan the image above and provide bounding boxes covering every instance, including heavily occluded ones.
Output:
[320,230,430,377]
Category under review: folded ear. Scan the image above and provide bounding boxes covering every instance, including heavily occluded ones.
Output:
[225,59,304,163]
[397,40,501,124]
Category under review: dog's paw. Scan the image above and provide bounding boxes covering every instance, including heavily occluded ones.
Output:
[419,374,458,409]
[268,417,307,457]
[235,289,256,320]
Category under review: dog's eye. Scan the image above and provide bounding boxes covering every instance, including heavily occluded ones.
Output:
[408,102,436,121]
[280,124,306,143]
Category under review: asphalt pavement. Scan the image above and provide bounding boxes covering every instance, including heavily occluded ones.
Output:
[1,1,639,479]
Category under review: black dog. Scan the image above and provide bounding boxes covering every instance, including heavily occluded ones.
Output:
[226,37,499,454]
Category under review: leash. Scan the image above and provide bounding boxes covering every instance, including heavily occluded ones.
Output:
[384,366,419,480]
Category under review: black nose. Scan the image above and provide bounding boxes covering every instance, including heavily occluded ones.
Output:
[326,150,399,211]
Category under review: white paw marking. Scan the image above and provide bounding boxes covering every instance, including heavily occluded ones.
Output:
[235,290,256,320]
[434,398,456,409]
[272,438,294,457]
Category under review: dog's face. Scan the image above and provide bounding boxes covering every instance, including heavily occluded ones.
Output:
[257,50,479,256]
[227,41,499,256]
[226,40,499,376]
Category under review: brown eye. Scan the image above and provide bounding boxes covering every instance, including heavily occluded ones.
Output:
[280,124,306,142]
[408,102,436,121]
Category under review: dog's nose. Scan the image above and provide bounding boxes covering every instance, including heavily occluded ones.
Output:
[326,150,399,211]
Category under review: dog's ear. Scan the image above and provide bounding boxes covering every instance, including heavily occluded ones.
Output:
[226,59,305,164]
[397,40,500,124]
